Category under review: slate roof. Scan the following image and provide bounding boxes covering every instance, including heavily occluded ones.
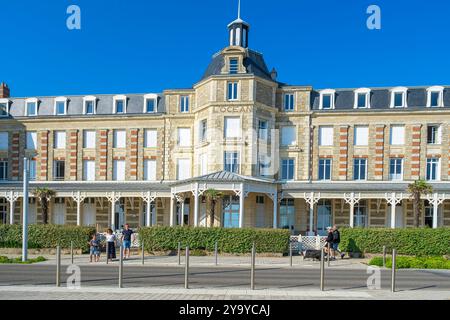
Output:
[3,94,166,119]
[172,171,276,186]
[201,49,274,82]
[311,87,450,111]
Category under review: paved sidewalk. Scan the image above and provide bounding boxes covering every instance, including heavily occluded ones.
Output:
[0,285,448,300]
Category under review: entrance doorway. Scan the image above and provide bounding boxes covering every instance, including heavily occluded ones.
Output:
[114,199,125,231]
[83,198,96,226]
[52,198,66,225]
[255,196,265,228]
[222,195,240,228]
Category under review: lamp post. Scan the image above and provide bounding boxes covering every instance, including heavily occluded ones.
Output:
[22,157,29,262]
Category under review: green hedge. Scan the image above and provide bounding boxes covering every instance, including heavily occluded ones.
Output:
[340,228,450,256]
[369,256,450,269]
[138,227,291,254]
[0,225,96,251]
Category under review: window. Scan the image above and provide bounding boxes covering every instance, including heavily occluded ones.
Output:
[281,158,295,181]
[83,160,96,181]
[224,117,241,138]
[222,195,240,228]
[320,90,335,110]
[354,126,369,146]
[319,126,334,146]
[83,130,96,149]
[390,88,408,108]
[259,155,271,177]
[357,94,366,108]
[144,159,156,181]
[427,86,444,108]
[144,129,157,148]
[227,82,238,101]
[199,153,208,176]
[113,130,126,148]
[83,96,96,115]
[353,158,367,180]
[224,152,239,173]
[426,158,440,181]
[53,160,65,180]
[354,88,371,109]
[113,95,127,114]
[54,131,66,149]
[424,201,433,228]
[389,158,403,181]
[113,160,126,181]
[143,94,158,113]
[284,93,294,111]
[0,161,7,181]
[29,160,36,181]
[177,158,191,180]
[0,100,9,116]
[180,96,189,113]
[26,132,37,150]
[199,120,207,142]
[0,132,8,150]
[390,125,405,145]
[54,98,67,115]
[318,158,332,180]
[258,120,268,140]
[229,58,239,74]
[427,125,442,145]
[354,201,368,228]
[26,99,38,116]
[178,128,191,147]
[279,199,295,230]
[256,196,265,204]
[115,100,125,114]
[281,126,296,146]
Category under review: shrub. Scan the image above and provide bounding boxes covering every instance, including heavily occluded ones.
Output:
[0,225,96,252]
[340,228,450,256]
[369,256,450,269]
[138,227,291,254]
[0,256,47,264]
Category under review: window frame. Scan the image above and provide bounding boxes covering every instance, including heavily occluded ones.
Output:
[390,87,408,108]
[113,130,127,149]
[389,158,404,181]
[177,127,192,147]
[0,161,8,181]
[427,124,442,145]
[0,99,10,117]
[281,158,295,181]
[229,58,239,74]
[283,93,295,112]
[319,90,336,110]
[54,131,67,150]
[143,94,158,113]
[319,126,334,146]
[0,132,8,150]
[354,125,369,146]
[353,158,368,181]
[354,88,371,109]
[224,117,241,139]
[113,95,127,114]
[26,131,37,150]
[83,160,96,181]
[426,158,440,181]
[227,81,239,101]
[390,125,405,146]
[83,130,96,149]
[318,158,332,181]
[83,96,97,115]
[54,97,68,116]
[144,129,157,148]
[224,151,240,174]
[25,98,39,117]
[199,119,208,143]
[426,86,444,108]
[53,160,65,181]
[180,95,190,113]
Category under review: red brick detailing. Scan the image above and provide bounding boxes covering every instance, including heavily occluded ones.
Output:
[338,126,348,180]
[10,132,20,180]
[128,129,139,180]
[113,156,126,161]
[68,130,78,180]
[374,126,385,180]
[98,130,108,180]
[39,131,49,180]
[144,156,157,160]
[410,125,422,179]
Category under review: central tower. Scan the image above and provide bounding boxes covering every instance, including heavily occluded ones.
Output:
[228,0,250,48]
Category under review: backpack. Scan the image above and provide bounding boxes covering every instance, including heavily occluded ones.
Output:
[333,230,340,243]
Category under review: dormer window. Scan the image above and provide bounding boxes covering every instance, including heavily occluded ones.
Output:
[143,94,158,113]
[113,95,127,114]
[83,96,96,115]
[54,97,68,115]
[354,88,371,109]
[25,98,38,116]
[427,86,444,108]
[229,58,239,74]
[0,99,9,117]
[390,87,408,108]
[180,96,189,113]
[319,90,335,110]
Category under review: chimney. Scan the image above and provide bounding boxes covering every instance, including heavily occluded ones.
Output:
[0,83,10,98]
[270,68,278,81]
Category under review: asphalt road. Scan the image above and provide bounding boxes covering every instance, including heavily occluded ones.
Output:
[0,265,449,292]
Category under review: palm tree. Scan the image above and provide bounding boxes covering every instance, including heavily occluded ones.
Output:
[34,187,56,224]
[407,180,433,228]
[205,189,223,228]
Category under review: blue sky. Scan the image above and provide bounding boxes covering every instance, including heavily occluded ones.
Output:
[1,0,450,97]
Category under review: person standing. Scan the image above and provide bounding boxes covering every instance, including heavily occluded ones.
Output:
[332,225,345,259]
[106,228,116,262]
[121,224,134,260]
[88,234,101,263]
[324,227,334,257]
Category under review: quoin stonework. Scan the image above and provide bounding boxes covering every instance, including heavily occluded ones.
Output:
[0,10,449,235]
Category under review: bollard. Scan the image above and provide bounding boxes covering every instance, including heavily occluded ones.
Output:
[250,243,256,290]
[391,249,397,293]
[184,246,190,289]
[327,243,330,267]
[141,240,145,265]
[382,246,386,268]
[56,245,61,287]
[215,241,218,266]
[178,242,181,266]
[289,242,293,267]
[70,241,74,265]
[320,249,325,291]
[106,242,109,265]
[119,245,123,288]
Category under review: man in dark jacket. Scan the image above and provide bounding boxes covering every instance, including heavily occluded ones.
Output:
[324,227,333,257]
[332,225,345,259]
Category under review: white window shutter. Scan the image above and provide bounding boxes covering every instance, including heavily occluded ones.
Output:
[177,159,191,180]
[55,131,66,149]
[391,126,405,145]
[84,160,96,181]
[225,117,241,138]
[145,129,157,148]
[354,126,369,146]
[113,160,125,181]
[178,128,191,147]
[319,127,334,146]
[84,131,96,149]
[144,160,156,181]
[0,132,8,150]
[26,132,37,150]
[114,130,126,148]
[200,153,208,176]
[281,127,296,146]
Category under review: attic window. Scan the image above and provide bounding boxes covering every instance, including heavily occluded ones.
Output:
[54,97,68,115]
[83,96,96,115]
[0,99,9,117]
[229,58,239,74]
[427,86,444,108]
[113,95,127,114]
[143,94,158,113]
[319,90,335,110]
[390,87,408,108]
[354,88,371,109]
[25,98,38,116]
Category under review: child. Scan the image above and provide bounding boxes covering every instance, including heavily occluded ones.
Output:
[89,234,101,263]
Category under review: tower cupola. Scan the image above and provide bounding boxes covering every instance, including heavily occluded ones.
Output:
[228,0,250,48]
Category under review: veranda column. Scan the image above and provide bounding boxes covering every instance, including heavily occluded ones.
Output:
[107,192,121,230]
[169,195,175,227]
[193,183,199,227]
[272,191,278,229]
[385,192,403,229]
[6,191,19,225]
[304,192,321,236]
[180,201,185,226]
[427,193,445,229]
[239,183,245,228]
[344,192,361,228]
[141,191,156,227]
[72,191,86,226]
